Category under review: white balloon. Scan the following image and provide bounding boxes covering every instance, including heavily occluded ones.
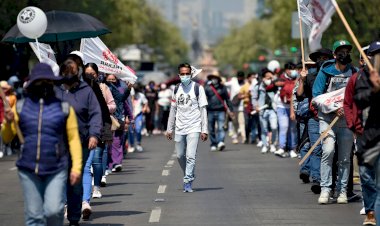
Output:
[17,6,47,39]
[267,60,280,73]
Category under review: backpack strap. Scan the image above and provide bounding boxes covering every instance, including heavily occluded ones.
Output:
[174,82,200,98]
[174,83,180,95]
[61,102,70,117]
[16,99,25,114]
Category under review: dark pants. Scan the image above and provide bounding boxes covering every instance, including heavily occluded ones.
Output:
[159,106,170,131]
[66,144,89,223]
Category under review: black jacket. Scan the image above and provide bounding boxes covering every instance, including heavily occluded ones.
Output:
[354,68,380,150]
[205,82,233,112]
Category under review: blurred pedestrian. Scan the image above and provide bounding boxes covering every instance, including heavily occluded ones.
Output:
[2,63,82,226]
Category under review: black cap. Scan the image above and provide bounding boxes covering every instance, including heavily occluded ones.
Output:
[309,48,334,62]
[368,41,380,56]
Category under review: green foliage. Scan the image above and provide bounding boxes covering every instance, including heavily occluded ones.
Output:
[214,0,380,69]
[0,0,188,67]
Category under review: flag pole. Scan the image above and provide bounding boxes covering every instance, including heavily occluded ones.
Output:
[297,0,306,70]
[331,0,374,71]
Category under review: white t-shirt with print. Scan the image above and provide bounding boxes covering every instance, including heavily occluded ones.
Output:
[133,92,148,117]
[171,82,208,135]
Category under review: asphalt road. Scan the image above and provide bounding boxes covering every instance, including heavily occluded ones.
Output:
[0,134,364,226]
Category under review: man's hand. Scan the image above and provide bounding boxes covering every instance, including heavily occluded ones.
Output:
[370,70,380,93]
[70,171,81,185]
[201,133,208,142]
[88,136,98,149]
[336,108,345,117]
[227,111,235,120]
[4,108,14,122]
[166,131,173,140]
[300,69,307,81]
[290,110,296,121]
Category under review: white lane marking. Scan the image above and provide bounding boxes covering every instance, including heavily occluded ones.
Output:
[164,165,172,168]
[9,167,17,171]
[149,207,161,223]
[162,170,170,176]
[167,160,175,166]
[171,153,176,158]
[157,185,167,194]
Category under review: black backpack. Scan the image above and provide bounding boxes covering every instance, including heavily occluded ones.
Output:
[174,82,200,100]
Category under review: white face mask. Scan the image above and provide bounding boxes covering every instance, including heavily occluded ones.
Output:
[263,79,271,86]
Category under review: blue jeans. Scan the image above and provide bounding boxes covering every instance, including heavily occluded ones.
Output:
[299,122,310,173]
[175,133,200,183]
[360,165,376,213]
[129,113,143,146]
[319,120,353,193]
[83,146,103,203]
[18,169,67,226]
[259,109,278,147]
[300,118,322,182]
[208,111,226,147]
[277,107,297,150]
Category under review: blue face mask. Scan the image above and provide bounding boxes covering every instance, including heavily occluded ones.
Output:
[180,75,191,86]
[290,70,298,78]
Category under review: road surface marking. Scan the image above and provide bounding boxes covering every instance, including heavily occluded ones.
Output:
[162,170,170,176]
[157,185,167,194]
[9,167,17,171]
[149,207,161,223]
[167,160,175,166]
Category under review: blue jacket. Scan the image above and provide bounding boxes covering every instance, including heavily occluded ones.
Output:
[16,97,69,175]
[55,82,102,142]
[312,59,357,126]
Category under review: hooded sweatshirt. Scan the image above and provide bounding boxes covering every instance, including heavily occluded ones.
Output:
[55,81,102,143]
[312,59,357,127]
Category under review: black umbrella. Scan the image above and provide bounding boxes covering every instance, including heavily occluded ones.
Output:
[2,10,111,43]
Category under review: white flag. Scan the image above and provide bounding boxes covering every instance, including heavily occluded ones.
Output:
[29,42,60,76]
[307,0,336,52]
[298,0,316,28]
[191,65,202,78]
[80,37,137,83]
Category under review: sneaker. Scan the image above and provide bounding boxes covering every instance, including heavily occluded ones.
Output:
[105,169,112,176]
[274,148,285,156]
[337,192,348,204]
[127,147,135,153]
[299,172,310,183]
[81,201,92,220]
[217,142,225,151]
[210,146,217,152]
[136,145,143,152]
[261,146,268,154]
[289,150,298,158]
[232,138,239,144]
[183,182,193,193]
[270,145,276,153]
[318,191,330,204]
[360,207,366,215]
[92,186,102,198]
[347,191,362,202]
[311,182,321,194]
[101,176,107,187]
[256,141,263,147]
[112,164,122,172]
[281,152,290,158]
[64,204,67,219]
[363,211,376,225]
[69,221,79,226]
[0,151,3,158]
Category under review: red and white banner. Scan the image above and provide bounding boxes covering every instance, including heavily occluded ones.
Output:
[29,42,60,76]
[299,0,335,52]
[80,37,137,83]
[312,87,345,114]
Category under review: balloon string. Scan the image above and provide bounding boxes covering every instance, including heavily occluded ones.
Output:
[35,38,42,61]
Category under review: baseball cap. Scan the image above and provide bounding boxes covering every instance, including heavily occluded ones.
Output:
[332,40,352,53]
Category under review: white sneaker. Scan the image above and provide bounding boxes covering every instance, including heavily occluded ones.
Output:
[210,146,217,152]
[0,151,3,158]
[360,207,366,215]
[81,201,92,220]
[112,164,122,172]
[318,191,330,204]
[261,146,268,154]
[127,147,135,153]
[101,176,107,187]
[217,142,225,151]
[270,145,276,153]
[136,145,143,152]
[337,192,348,204]
[105,169,112,176]
[274,148,285,156]
[92,186,102,198]
[289,150,298,158]
[256,141,263,147]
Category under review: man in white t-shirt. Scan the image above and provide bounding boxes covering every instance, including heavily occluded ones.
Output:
[166,63,208,193]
